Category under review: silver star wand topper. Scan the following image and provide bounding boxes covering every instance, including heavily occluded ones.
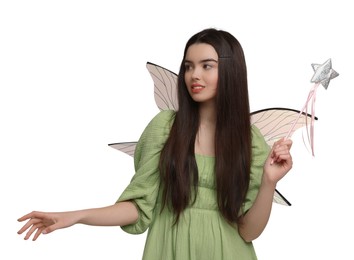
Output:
[311,59,339,89]
[285,58,339,156]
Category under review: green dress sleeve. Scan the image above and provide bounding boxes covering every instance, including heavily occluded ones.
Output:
[242,125,271,213]
[116,110,175,234]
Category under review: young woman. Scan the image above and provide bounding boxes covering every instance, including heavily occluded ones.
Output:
[18,28,293,259]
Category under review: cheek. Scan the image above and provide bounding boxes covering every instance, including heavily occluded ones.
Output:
[184,73,191,93]
[184,71,191,83]
[184,73,193,91]
[211,75,218,89]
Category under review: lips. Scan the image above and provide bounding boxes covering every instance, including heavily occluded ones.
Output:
[191,84,205,93]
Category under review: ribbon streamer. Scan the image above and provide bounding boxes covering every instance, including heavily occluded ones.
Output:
[284,59,339,156]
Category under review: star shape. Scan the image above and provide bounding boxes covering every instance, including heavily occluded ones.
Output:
[310,58,339,89]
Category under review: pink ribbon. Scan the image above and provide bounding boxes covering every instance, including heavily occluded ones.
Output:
[285,82,320,156]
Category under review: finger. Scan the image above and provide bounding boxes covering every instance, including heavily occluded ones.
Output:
[275,153,292,167]
[275,153,292,163]
[270,142,280,164]
[274,142,291,153]
[281,139,293,150]
[32,226,46,241]
[17,218,43,235]
[42,221,63,234]
[275,151,290,163]
[18,211,45,222]
[272,148,291,164]
[287,139,293,149]
[17,212,34,222]
[27,222,45,240]
[274,138,292,148]
[274,148,290,158]
[23,222,43,240]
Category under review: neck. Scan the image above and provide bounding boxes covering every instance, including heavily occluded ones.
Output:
[195,101,217,156]
[198,101,217,126]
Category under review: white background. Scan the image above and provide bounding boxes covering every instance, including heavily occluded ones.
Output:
[1,0,353,259]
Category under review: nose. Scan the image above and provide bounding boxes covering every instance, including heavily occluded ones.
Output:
[191,67,201,80]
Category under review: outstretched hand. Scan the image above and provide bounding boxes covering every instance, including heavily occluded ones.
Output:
[263,138,293,185]
[17,211,79,241]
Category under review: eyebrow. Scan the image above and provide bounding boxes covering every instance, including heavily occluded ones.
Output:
[184,58,218,64]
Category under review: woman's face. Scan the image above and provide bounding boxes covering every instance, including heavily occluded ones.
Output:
[184,43,218,105]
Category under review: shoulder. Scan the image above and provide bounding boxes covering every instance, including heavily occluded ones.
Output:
[251,125,270,159]
[143,110,176,135]
[137,110,176,145]
[134,110,175,166]
[148,110,176,127]
[250,125,263,140]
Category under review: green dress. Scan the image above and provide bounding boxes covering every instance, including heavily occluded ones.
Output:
[117,110,270,260]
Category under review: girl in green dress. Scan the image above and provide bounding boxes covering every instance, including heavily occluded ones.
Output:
[17,28,293,259]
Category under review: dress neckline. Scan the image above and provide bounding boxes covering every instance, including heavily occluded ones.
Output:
[195,153,215,159]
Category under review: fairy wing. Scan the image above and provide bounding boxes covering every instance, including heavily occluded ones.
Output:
[109,62,315,206]
[108,62,178,155]
[251,107,318,147]
[108,142,137,157]
[146,62,178,111]
[250,107,318,206]
[273,189,292,206]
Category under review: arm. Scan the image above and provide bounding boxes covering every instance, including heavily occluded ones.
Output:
[238,138,293,242]
[17,201,138,241]
[18,111,175,240]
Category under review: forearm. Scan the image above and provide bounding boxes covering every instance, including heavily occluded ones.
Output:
[238,178,276,242]
[77,201,139,227]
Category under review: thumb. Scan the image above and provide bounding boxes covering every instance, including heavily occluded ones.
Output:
[42,223,61,234]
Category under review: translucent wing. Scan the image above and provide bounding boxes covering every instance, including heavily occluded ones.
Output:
[251,107,318,206]
[274,189,291,206]
[108,142,136,157]
[108,62,179,157]
[251,107,318,147]
[146,62,178,111]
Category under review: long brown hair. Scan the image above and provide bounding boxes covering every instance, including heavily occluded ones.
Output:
[159,28,251,224]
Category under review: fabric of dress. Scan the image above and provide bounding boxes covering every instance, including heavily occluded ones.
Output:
[117,110,270,260]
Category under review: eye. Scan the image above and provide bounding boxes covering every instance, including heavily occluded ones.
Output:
[203,63,213,70]
[184,63,192,71]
